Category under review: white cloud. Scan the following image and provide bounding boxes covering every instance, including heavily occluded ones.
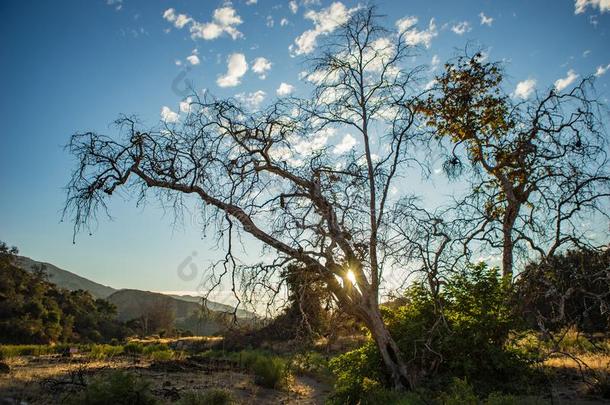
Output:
[266,16,274,28]
[479,12,493,26]
[289,1,298,14]
[554,69,579,91]
[236,90,266,109]
[161,106,179,123]
[162,8,192,29]
[574,0,610,14]
[186,54,200,65]
[290,2,354,56]
[333,134,358,154]
[175,14,192,29]
[280,18,289,27]
[513,79,536,99]
[396,17,438,48]
[179,97,193,113]
[252,57,272,79]
[595,63,610,76]
[217,53,248,88]
[107,0,122,11]
[451,21,471,35]
[246,0,257,4]
[276,82,295,96]
[163,6,243,41]
[292,128,336,157]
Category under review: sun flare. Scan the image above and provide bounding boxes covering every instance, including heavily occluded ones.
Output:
[346,269,357,285]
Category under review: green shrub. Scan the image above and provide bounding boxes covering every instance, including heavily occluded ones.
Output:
[67,370,157,405]
[252,356,286,388]
[141,343,175,360]
[439,378,478,405]
[484,392,547,405]
[148,349,174,361]
[290,351,332,381]
[89,344,123,359]
[177,389,235,405]
[0,344,57,357]
[123,341,144,355]
[142,343,170,354]
[327,344,384,404]
[328,263,538,404]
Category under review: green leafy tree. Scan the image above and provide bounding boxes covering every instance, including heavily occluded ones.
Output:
[421,54,609,280]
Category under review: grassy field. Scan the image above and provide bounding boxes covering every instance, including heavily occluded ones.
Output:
[0,334,609,404]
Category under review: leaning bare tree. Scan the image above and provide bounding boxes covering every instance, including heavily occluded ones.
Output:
[421,55,610,280]
[65,9,429,389]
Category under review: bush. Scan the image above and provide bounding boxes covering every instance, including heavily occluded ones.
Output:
[177,389,235,405]
[90,344,123,359]
[123,341,144,355]
[328,263,538,404]
[289,351,332,381]
[67,371,157,405]
[439,378,478,405]
[252,356,287,389]
[148,349,175,361]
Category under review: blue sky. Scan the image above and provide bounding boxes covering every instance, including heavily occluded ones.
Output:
[0,0,609,299]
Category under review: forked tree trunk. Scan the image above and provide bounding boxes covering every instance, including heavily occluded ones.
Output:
[360,303,418,390]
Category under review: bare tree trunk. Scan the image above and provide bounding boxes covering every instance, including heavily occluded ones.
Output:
[501,205,519,281]
[360,304,417,390]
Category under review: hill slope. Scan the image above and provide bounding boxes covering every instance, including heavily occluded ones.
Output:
[15,255,256,321]
[15,256,117,299]
[107,289,225,335]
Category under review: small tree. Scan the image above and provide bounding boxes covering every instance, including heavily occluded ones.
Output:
[65,8,426,389]
[421,54,610,280]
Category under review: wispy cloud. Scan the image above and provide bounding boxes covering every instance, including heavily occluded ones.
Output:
[554,69,579,91]
[396,16,438,48]
[595,63,610,76]
[236,90,266,109]
[451,21,471,35]
[290,2,354,56]
[479,12,493,26]
[163,6,243,40]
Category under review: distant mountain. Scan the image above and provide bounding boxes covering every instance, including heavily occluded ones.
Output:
[106,289,225,335]
[15,255,255,321]
[167,294,253,319]
[15,256,117,299]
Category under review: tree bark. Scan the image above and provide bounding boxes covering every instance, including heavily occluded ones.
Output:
[501,204,519,281]
[360,303,417,390]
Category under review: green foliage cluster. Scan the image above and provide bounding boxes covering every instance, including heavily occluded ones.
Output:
[328,263,537,404]
[177,389,235,405]
[0,242,129,344]
[196,348,289,389]
[289,351,332,382]
[67,370,157,405]
[251,356,287,388]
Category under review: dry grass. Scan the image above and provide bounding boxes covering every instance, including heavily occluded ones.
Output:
[0,349,328,404]
[544,353,610,372]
